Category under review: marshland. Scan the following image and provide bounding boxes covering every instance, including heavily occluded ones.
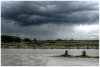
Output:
[1,35,99,49]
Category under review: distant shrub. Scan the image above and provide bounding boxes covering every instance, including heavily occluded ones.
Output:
[23,38,31,42]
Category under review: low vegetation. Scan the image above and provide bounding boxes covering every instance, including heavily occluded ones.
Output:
[1,35,99,49]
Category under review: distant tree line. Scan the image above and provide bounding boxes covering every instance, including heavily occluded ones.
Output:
[1,35,37,42]
[1,35,99,43]
[1,35,99,49]
[1,35,21,42]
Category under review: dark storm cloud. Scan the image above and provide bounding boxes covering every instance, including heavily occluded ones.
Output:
[1,1,99,26]
[1,1,99,40]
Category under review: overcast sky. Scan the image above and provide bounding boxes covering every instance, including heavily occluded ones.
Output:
[1,1,99,40]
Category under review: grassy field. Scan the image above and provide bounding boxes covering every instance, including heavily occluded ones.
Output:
[1,40,99,49]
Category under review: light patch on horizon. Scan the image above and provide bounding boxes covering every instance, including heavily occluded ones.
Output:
[73,24,99,40]
[74,24,99,32]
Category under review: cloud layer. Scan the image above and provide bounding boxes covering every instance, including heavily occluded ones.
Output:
[1,1,99,40]
[2,1,99,26]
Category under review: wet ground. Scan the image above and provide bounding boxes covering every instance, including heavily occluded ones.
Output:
[1,49,99,66]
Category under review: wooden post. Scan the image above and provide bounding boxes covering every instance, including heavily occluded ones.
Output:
[50,46,53,49]
[34,45,36,49]
[65,50,68,56]
[82,51,86,56]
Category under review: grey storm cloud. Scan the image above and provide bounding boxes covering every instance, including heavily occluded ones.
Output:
[1,1,99,26]
[1,1,99,40]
